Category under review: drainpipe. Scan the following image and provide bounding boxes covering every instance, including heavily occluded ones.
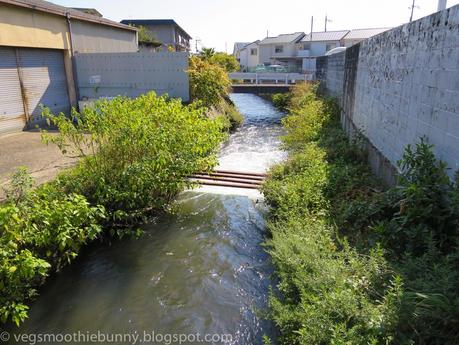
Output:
[66,12,80,103]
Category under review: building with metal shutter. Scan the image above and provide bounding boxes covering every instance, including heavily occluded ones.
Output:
[0,0,138,134]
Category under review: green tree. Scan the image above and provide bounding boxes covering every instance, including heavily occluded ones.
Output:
[210,52,240,72]
[188,56,230,108]
[199,47,216,60]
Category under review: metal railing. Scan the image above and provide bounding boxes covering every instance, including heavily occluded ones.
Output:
[243,65,302,73]
[229,72,315,85]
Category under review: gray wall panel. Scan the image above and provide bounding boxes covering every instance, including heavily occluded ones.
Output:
[75,52,189,101]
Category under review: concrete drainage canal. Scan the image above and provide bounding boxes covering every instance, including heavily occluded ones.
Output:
[11,94,287,345]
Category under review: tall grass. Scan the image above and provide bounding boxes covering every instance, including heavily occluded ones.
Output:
[263,83,459,344]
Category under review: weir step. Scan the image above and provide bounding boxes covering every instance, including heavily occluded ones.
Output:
[189,169,267,190]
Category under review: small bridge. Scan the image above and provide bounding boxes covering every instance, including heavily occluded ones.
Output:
[229,72,314,94]
[231,84,292,94]
[189,170,267,190]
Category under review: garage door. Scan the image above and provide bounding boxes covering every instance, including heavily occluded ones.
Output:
[0,47,27,133]
[17,48,71,127]
[0,47,70,134]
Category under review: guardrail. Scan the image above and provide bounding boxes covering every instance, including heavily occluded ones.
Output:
[229,72,314,85]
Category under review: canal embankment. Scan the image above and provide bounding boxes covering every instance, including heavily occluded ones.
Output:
[8,93,286,345]
[262,83,459,345]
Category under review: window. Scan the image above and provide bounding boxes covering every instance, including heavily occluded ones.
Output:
[326,43,337,51]
[250,48,258,55]
[302,43,311,50]
[275,45,284,53]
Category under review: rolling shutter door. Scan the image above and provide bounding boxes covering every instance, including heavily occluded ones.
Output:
[17,48,70,127]
[0,47,27,133]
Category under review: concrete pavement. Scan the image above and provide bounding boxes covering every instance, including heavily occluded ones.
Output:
[0,131,78,197]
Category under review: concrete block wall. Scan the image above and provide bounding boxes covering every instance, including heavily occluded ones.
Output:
[316,52,346,101]
[75,52,189,102]
[354,5,459,178]
[317,4,459,183]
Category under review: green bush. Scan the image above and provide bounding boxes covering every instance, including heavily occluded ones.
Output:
[263,83,459,344]
[42,92,225,227]
[189,55,231,108]
[271,93,291,111]
[209,52,240,72]
[188,55,243,130]
[1,92,227,326]
[0,170,104,325]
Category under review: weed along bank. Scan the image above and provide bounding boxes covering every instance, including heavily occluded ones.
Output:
[0,39,247,333]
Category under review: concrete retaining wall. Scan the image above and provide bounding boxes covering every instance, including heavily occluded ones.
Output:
[75,52,189,102]
[316,52,345,101]
[317,4,459,184]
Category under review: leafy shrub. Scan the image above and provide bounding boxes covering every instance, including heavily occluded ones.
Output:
[189,56,231,108]
[209,52,240,72]
[0,171,104,325]
[2,167,33,205]
[209,99,244,131]
[188,55,243,130]
[42,92,225,227]
[263,83,459,344]
[271,93,291,111]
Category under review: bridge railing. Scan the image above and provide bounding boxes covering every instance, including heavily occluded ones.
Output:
[229,72,314,85]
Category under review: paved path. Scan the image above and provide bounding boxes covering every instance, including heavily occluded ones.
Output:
[0,131,78,197]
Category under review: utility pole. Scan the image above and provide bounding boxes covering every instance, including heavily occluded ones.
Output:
[437,0,447,11]
[409,0,417,22]
[195,38,201,54]
[310,16,314,38]
[309,16,313,72]
[266,30,269,37]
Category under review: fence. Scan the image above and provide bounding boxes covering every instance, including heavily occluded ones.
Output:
[75,52,189,101]
[229,72,313,84]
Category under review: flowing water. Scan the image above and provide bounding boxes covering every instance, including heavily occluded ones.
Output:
[10,94,286,345]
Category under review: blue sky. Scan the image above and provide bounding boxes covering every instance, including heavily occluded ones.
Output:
[55,0,459,52]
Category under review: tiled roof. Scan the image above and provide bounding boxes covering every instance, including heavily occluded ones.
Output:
[1,0,136,31]
[71,8,103,17]
[344,28,391,40]
[234,42,250,52]
[120,19,192,39]
[260,32,305,44]
[301,30,350,42]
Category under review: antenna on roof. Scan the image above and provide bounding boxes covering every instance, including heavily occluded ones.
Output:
[325,14,332,32]
[266,30,269,37]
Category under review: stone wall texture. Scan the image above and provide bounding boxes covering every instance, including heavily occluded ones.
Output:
[317,4,459,183]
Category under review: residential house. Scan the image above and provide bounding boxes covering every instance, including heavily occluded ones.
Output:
[235,27,391,73]
[0,0,138,134]
[120,19,191,52]
[299,28,390,71]
[71,8,103,17]
[238,41,260,71]
[343,28,391,47]
[233,42,249,64]
[258,32,305,71]
[299,30,349,71]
